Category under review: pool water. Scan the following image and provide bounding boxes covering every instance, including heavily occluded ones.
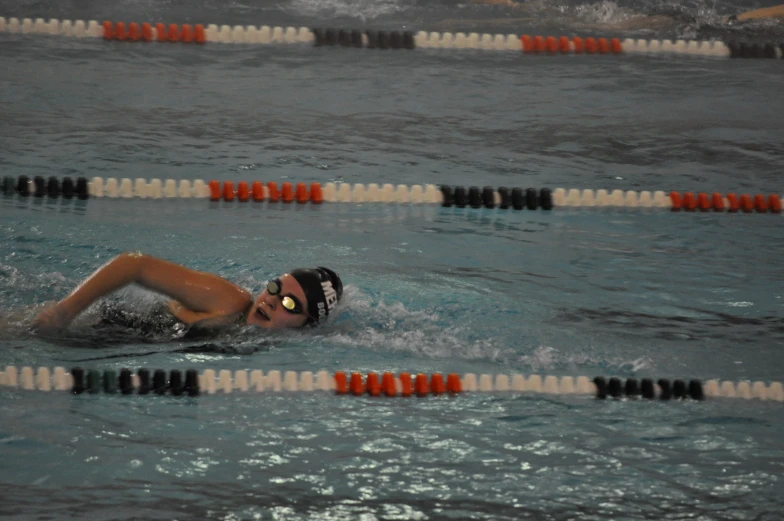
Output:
[1,0,784,519]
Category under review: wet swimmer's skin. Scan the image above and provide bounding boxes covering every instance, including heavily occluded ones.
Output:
[32,252,343,332]
[727,5,784,22]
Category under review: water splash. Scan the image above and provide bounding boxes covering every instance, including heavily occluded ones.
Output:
[287,0,414,21]
[517,345,652,374]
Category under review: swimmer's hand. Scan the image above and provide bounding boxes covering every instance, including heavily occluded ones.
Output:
[31,302,74,331]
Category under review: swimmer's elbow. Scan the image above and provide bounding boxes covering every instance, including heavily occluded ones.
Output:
[114,251,148,278]
[117,251,145,261]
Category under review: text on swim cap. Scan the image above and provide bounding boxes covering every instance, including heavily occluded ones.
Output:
[317,281,338,319]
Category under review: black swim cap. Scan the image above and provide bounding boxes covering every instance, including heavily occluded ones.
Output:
[288,267,343,324]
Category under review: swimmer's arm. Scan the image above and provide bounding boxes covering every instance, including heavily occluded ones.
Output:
[34,252,251,329]
[733,4,784,21]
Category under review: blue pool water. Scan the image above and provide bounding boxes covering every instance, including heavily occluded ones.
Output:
[2,0,784,519]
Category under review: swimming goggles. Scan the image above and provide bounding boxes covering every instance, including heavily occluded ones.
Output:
[266,279,303,315]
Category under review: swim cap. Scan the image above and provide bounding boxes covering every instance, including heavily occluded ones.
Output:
[288,267,343,324]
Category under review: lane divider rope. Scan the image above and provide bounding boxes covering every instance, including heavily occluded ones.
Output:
[2,16,783,60]
[2,175,782,214]
[1,366,782,401]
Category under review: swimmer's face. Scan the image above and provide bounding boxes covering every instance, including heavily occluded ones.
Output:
[246,273,311,329]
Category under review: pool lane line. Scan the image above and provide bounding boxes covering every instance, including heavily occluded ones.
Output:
[2,16,783,60]
[3,175,783,213]
[2,366,783,401]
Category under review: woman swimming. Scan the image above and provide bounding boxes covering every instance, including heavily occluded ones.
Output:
[465,0,784,31]
[32,252,343,333]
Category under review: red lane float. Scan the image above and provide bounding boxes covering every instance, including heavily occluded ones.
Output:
[281,182,294,203]
[267,182,279,202]
[399,373,413,396]
[667,191,780,213]
[222,181,234,201]
[519,35,622,55]
[295,182,308,204]
[102,20,205,43]
[237,181,249,202]
[209,180,220,201]
[251,181,264,201]
[769,194,782,213]
[711,192,724,211]
[414,374,429,397]
[366,372,381,396]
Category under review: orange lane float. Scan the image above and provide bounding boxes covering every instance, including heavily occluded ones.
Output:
[180,24,193,43]
[769,194,782,213]
[195,24,206,44]
[251,181,264,202]
[414,374,429,397]
[682,192,696,211]
[519,35,622,55]
[697,192,710,211]
[295,183,308,204]
[740,194,753,213]
[726,193,739,212]
[669,191,682,210]
[366,372,381,396]
[101,21,205,44]
[664,191,781,214]
[166,23,179,42]
[334,371,348,394]
[711,192,724,211]
[430,373,445,394]
[521,35,533,52]
[381,372,397,397]
[209,180,220,201]
[350,372,363,396]
[221,181,233,201]
[267,182,279,202]
[324,371,471,397]
[310,183,323,204]
[205,180,326,203]
[399,373,413,397]
[559,36,570,53]
[281,182,294,203]
[447,373,462,393]
[237,181,249,202]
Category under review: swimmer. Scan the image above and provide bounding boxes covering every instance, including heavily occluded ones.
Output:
[466,0,784,29]
[32,252,343,332]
